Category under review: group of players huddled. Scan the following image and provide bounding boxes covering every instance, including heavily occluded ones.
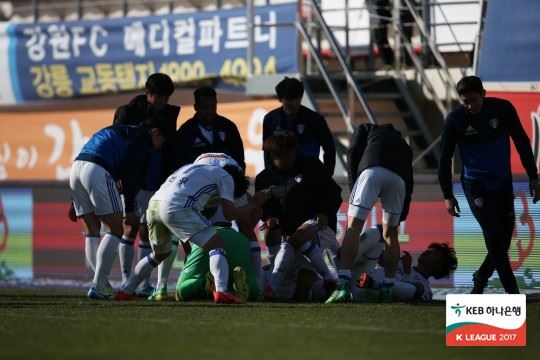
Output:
[71,73,479,304]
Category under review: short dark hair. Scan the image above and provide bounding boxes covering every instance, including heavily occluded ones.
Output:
[143,111,172,140]
[275,77,304,99]
[428,242,458,279]
[263,131,298,156]
[456,76,484,95]
[223,164,249,198]
[145,73,174,97]
[194,86,217,104]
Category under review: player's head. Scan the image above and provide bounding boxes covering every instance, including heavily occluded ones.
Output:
[145,73,174,111]
[275,77,303,116]
[263,131,298,171]
[223,164,249,198]
[193,86,217,123]
[418,242,458,279]
[143,111,170,149]
[456,76,485,115]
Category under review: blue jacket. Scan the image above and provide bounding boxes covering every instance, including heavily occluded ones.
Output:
[438,97,538,199]
[263,105,336,175]
[75,124,154,212]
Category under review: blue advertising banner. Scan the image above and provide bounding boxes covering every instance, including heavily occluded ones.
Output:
[477,0,540,82]
[6,3,298,102]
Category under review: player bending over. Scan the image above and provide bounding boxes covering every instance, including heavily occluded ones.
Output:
[115,161,253,304]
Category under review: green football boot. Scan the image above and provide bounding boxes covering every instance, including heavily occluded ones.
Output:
[325,282,352,304]
[147,287,168,301]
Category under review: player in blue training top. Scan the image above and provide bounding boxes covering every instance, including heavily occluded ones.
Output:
[69,114,169,299]
[263,77,336,175]
[438,76,540,294]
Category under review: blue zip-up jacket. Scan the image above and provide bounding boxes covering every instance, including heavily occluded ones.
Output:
[75,124,154,212]
[263,105,336,175]
[175,113,245,170]
[438,97,538,199]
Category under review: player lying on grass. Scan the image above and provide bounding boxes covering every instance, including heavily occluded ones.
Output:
[115,161,258,304]
[175,226,259,302]
[255,131,342,300]
[261,219,341,302]
[349,225,458,302]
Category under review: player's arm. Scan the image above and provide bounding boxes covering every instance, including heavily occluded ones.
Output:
[438,114,460,216]
[506,101,540,202]
[347,124,370,190]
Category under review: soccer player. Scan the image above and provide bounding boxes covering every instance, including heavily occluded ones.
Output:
[113,73,181,298]
[262,219,341,302]
[263,77,336,175]
[175,226,258,302]
[115,161,251,304]
[351,225,457,302]
[69,114,169,299]
[175,86,245,170]
[326,123,413,303]
[148,153,269,301]
[255,131,342,300]
[439,76,540,294]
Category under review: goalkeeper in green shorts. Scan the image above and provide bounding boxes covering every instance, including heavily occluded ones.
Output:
[176,226,259,301]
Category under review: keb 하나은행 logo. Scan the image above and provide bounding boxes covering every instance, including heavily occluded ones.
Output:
[446,294,526,346]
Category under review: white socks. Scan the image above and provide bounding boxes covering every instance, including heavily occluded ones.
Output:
[122,254,160,294]
[269,241,295,290]
[119,235,135,284]
[299,239,333,280]
[156,240,178,290]
[137,240,153,288]
[92,233,120,289]
[84,235,100,272]
[209,248,229,293]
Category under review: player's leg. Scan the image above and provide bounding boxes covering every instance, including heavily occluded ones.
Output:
[116,200,172,300]
[148,235,179,301]
[119,213,138,285]
[79,163,124,299]
[135,221,154,297]
[378,167,406,302]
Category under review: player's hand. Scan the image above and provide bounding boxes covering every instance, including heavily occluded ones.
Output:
[401,250,412,275]
[529,179,540,204]
[68,202,78,222]
[252,189,271,206]
[444,197,460,217]
[315,213,328,230]
[260,217,280,231]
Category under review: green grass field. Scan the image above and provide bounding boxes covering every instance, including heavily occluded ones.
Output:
[0,288,538,360]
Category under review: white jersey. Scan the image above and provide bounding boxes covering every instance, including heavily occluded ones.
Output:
[152,164,234,211]
[194,153,241,171]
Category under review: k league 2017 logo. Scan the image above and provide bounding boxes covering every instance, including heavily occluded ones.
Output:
[446,294,526,347]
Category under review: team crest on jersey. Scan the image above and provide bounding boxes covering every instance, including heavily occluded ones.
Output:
[474,197,484,208]
[219,131,226,141]
[296,124,305,134]
[294,175,303,183]
[489,118,499,129]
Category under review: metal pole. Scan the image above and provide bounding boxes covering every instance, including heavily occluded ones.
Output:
[76,0,83,20]
[247,0,254,78]
[123,0,128,17]
[32,0,38,22]
[392,0,401,70]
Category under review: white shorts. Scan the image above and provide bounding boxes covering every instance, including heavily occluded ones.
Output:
[146,199,216,254]
[135,189,155,223]
[348,166,405,226]
[69,160,123,216]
